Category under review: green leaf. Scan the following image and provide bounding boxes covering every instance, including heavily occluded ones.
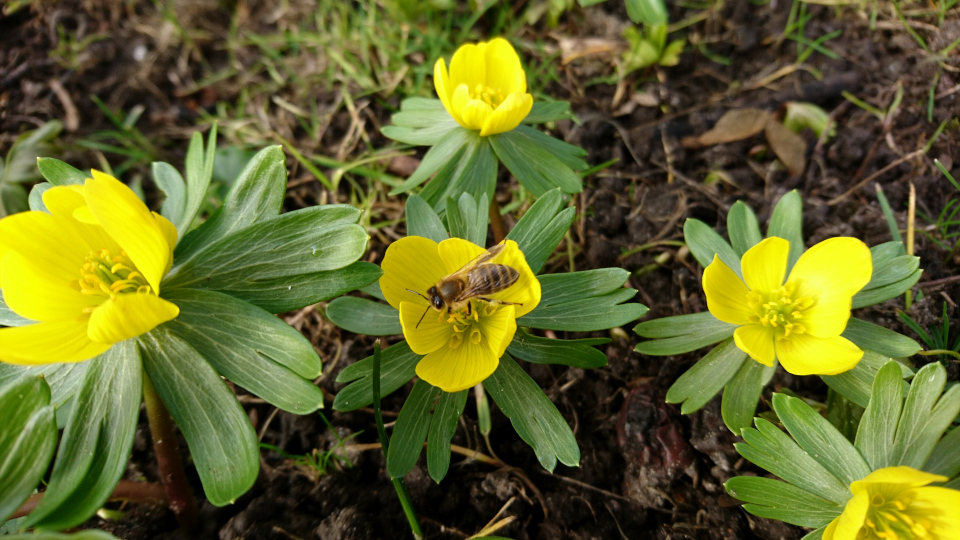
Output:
[801,527,827,540]
[164,205,368,292]
[152,161,186,227]
[427,390,468,483]
[633,312,737,355]
[390,127,472,195]
[510,125,587,171]
[383,99,458,145]
[405,195,449,243]
[506,189,575,275]
[422,139,497,211]
[724,476,842,528]
[28,182,51,212]
[0,375,57,523]
[161,288,324,414]
[178,125,218,236]
[446,192,489,246]
[924,422,960,478]
[139,327,258,506]
[822,351,911,408]
[665,338,747,413]
[26,341,142,530]
[0,362,88,409]
[507,328,609,368]
[726,201,763,256]
[489,129,583,196]
[773,393,871,488]
[1,183,29,216]
[36,158,87,186]
[326,296,402,336]
[333,341,421,411]
[386,380,442,478]
[766,190,804,272]
[5,532,120,540]
[522,101,574,125]
[852,243,921,308]
[485,354,579,471]
[854,361,912,470]
[0,290,32,326]
[683,218,743,279]
[737,418,851,504]
[721,360,775,433]
[213,261,382,314]
[891,362,960,469]
[519,269,647,331]
[175,145,287,253]
[841,318,922,358]
[625,0,668,25]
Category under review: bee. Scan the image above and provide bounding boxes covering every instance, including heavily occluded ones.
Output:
[407,244,522,328]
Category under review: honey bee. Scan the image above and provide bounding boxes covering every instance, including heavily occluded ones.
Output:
[407,243,522,328]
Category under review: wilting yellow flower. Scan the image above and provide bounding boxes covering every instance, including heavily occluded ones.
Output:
[703,237,872,376]
[434,37,533,137]
[824,466,960,540]
[0,171,179,365]
[379,236,540,392]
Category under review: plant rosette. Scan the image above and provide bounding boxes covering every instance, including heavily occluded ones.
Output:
[725,360,960,539]
[0,128,379,531]
[382,37,588,210]
[633,190,923,433]
[326,190,648,482]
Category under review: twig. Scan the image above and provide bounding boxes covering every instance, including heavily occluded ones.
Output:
[828,150,925,205]
[11,480,167,520]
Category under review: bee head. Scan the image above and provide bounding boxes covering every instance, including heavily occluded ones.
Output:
[427,286,444,310]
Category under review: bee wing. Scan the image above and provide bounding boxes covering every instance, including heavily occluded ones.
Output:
[456,264,520,301]
[448,243,506,279]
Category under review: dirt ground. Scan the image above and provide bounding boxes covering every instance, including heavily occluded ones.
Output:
[2,1,959,539]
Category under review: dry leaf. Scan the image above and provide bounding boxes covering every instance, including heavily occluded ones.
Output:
[764,118,807,177]
[683,108,771,148]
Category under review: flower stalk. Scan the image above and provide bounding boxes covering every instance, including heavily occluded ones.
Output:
[143,374,199,534]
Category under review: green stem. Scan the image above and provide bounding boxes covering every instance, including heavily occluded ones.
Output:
[917,349,960,361]
[373,341,423,539]
[143,374,199,535]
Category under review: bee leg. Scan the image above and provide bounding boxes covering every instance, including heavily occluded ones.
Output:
[478,297,523,307]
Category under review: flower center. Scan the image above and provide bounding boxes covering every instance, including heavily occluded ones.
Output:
[859,491,932,539]
[470,84,506,109]
[745,282,814,348]
[442,301,499,349]
[79,248,151,305]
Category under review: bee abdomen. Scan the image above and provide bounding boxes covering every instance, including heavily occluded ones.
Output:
[489,264,519,288]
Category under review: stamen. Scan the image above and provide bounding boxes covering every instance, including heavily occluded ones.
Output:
[78,249,151,300]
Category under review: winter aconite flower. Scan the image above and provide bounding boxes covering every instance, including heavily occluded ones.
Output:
[703,237,871,376]
[0,170,179,364]
[379,236,540,392]
[824,466,960,540]
[434,38,533,137]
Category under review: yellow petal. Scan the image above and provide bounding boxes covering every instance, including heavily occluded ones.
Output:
[0,320,110,365]
[483,38,526,95]
[1,251,102,322]
[775,333,862,376]
[911,485,960,535]
[0,211,91,284]
[415,335,498,392]
[42,185,87,219]
[481,304,515,358]
[434,58,454,116]
[788,238,872,336]
[733,324,775,366]
[480,92,533,137]
[851,466,947,493]
[454,92,493,132]
[84,171,171,293]
[87,293,179,344]
[438,237,487,274]
[822,516,840,540]
[379,236,448,311]
[399,300,453,355]
[741,237,789,293]
[152,212,178,277]
[482,240,540,317]
[831,491,869,540]
[448,42,487,93]
[702,254,753,325]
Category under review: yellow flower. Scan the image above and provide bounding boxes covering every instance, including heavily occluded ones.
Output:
[0,171,179,365]
[434,37,534,137]
[379,236,540,392]
[703,237,872,375]
[824,466,960,540]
